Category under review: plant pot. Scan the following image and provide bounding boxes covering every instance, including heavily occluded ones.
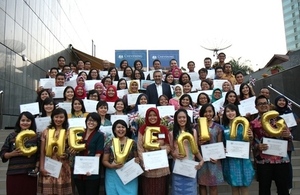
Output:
[271,69,279,74]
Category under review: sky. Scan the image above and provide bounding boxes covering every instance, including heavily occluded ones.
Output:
[77,0,286,71]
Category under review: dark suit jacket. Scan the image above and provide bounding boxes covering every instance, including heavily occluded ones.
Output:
[146,82,172,104]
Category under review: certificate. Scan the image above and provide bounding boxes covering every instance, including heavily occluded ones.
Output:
[117,89,128,98]
[116,158,144,185]
[39,78,55,89]
[173,159,198,178]
[212,97,225,113]
[99,71,108,79]
[157,106,175,117]
[138,104,156,118]
[142,149,168,170]
[200,142,226,161]
[64,79,77,89]
[58,102,72,114]
[110,115,129,127]
[68,118,86,128]
[20,102,40,115]
[83,99,98,113]
[85,80,101,91]
[99,126,114,141]
[234,84,241,95]
[226,140,250,159]
[280,113,297,128]
[262,137,288,157]
[74,156,100,175]
[192,80,201,91]
[140,80,154,90]
[188,91,200,103]
[35,117,51,132]
[187,110,193,122]
[213,79,227,89]
[107,102,116,114]
[189,72,199,81]
[52,86,66,99]
[127,93,141,105]
[44,157,62,178]
[207,69,215,79]
[238,96,258,116]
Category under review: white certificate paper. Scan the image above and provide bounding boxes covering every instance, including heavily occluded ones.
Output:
[226,140,250,159]
[44,157,62,178]
[117,89,128,98]
[201,142,226,161]
[262,137,288,157]
[74,156,100,175]
[52,86,66,99]
[116,158,144,185]
[58,102,72,114]
[20,102,40,115]
[173,159,198,178]
[110,115,129,127]
[107,102,116,114]
[127,93,141,105]
[35,117,51,132]
[138,104,156,118]
[280,113,297,128]
[142,149,168,170]
[238,96,258,116]
[157,106,175,117]
[39,78,55,89]
[83,99,98,113]
[68,118,86,128]
[85,80,101,91]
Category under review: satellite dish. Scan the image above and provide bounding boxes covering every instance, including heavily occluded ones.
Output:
[200,38,232,57]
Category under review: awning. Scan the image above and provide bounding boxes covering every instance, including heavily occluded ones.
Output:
[70,46,114,69]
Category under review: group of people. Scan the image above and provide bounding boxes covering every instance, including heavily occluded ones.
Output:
[1,53,298,195]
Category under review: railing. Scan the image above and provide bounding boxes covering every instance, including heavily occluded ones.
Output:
[268,84,300,109]
[0,90,3,129]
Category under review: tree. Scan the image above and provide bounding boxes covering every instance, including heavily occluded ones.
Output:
[229,57,254,75]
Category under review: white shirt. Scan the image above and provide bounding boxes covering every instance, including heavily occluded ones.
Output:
[155,83,163,98]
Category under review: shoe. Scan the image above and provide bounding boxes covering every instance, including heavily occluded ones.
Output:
[289,188,292,194]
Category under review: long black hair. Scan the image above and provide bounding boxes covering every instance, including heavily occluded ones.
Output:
[222,104,241,127]
[41,97,56,117]
[173,109,193,139]
[15,112,37,133]
[85,112,101,130]
[71,97,86,114]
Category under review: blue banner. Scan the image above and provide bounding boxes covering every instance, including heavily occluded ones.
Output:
[148,50,180,70]
[115,50,147,70]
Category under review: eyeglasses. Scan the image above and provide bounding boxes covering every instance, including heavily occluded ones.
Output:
[257,102,268,106]
[87,119,97,123]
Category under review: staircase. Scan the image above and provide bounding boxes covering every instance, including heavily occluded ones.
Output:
[0,129,299,195]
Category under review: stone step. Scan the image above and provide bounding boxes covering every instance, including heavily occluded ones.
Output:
[292,156,300,166]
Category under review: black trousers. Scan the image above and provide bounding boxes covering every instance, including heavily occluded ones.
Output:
[74,178,101,195]
[257,163,289,195]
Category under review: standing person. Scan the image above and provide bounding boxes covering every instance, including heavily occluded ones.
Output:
[187,61,196,72]
[108,67,120,82]
[274,95,297,194]
[41,98,56,117]
[251,95,291,195]
[102,60,111,71]
[38,108,73,195]
[204,57,213,70]
[169,84,184,110]
[73,113,104,195]
[63,86,75,103]
[137,108,171,195]
[102,120,139,195]
[198,104,224,195]
[94,82,106,101]
[68,98,88,118]
[36,89,51,114]
[170,109,204,195]
[105,85,119,103]
[0,112,39,195]
[222,104,254,195]
[146,70,172,104]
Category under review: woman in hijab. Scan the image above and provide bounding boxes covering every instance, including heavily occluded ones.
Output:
[169,84,184,110]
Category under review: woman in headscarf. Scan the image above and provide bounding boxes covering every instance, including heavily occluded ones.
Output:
[137,108,171,195]
[94,82,106,101]
[123,80,140,113]
[74,85,87,99]
[211,88,222,103]
[169,84,184,110]
[105,85,119,102]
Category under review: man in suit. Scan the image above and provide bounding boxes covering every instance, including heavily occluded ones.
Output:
[146,70,172,104]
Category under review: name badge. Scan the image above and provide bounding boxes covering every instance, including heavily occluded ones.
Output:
[158,134,165,139]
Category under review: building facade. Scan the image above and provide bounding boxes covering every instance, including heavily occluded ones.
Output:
[0,0,92,128]
[282,0,300,51]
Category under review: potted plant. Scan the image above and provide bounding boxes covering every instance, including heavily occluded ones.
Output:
[268,65,284,74]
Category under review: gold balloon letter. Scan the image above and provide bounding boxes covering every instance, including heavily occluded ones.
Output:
[68,127,85,152]
[177,132,199,157]
[15,129,37,158]
[230,116,250,141]
[261,110,285,137]
[143,127,160,150]
[113,138,134,164]
[46,129,66,157]
[198,117,210,141]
